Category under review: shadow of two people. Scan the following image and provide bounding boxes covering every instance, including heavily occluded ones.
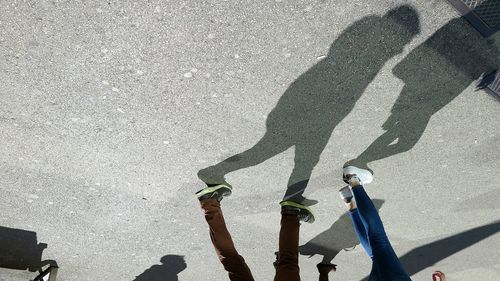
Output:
[198,5,421,202]
[198,5,498,202]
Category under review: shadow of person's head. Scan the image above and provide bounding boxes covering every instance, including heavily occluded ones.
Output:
[326,5,420,57]
[160,255,186,273]
[380,5,421,52]
[385,5,421,34]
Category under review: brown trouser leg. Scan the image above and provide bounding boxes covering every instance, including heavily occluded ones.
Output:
[274,214,300,281]
[200,199,255,281]
[317,263,336,281]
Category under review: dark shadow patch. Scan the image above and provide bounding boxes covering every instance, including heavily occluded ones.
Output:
[299,199,385,263]
[133,255,186,281]
[0,226,55,272]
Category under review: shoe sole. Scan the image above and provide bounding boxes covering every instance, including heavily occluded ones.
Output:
[339,186,353,202]
[343,166,373,184]
[280,200,315,223]
[196,184,232,199]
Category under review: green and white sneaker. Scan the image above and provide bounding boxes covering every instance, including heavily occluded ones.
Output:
[196,184,232,202]
[280,200,315,223]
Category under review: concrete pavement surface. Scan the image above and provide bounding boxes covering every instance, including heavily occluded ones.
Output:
[0,0,499,280]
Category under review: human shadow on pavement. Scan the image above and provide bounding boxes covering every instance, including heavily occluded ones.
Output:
[198,6,421,203]
[133,255,186,281]
[453,189,500,211]
[347,17,499,171]
[0,225,55,272]
[299,199,384,264]
[359,220,500,280]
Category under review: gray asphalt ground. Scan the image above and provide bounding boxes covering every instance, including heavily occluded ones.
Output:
[0,0,499,280]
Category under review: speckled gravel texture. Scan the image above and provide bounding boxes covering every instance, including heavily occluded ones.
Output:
[0,0,499,280]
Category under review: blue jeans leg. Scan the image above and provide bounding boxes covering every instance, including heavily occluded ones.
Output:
[349,209,372,257]
[352,186,411,281]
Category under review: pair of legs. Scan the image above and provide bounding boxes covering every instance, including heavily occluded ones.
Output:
[200,199,301,281]
[198,185,332,281]
[342,172,411,281]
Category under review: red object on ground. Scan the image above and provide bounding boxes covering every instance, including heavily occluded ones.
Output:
[432,271,446,281]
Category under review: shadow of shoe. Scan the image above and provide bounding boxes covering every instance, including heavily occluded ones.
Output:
[342,160,374,176]
[301,198,319,206]
[197,168,231,188]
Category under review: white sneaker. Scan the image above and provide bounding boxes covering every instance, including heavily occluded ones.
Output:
[343,166,373,185]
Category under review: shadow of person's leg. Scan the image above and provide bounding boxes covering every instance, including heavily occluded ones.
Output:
[283,134,330,203]
[349,116,428,171]
[198,130,292,185]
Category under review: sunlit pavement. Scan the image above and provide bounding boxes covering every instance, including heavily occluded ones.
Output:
[0,1,499,280]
